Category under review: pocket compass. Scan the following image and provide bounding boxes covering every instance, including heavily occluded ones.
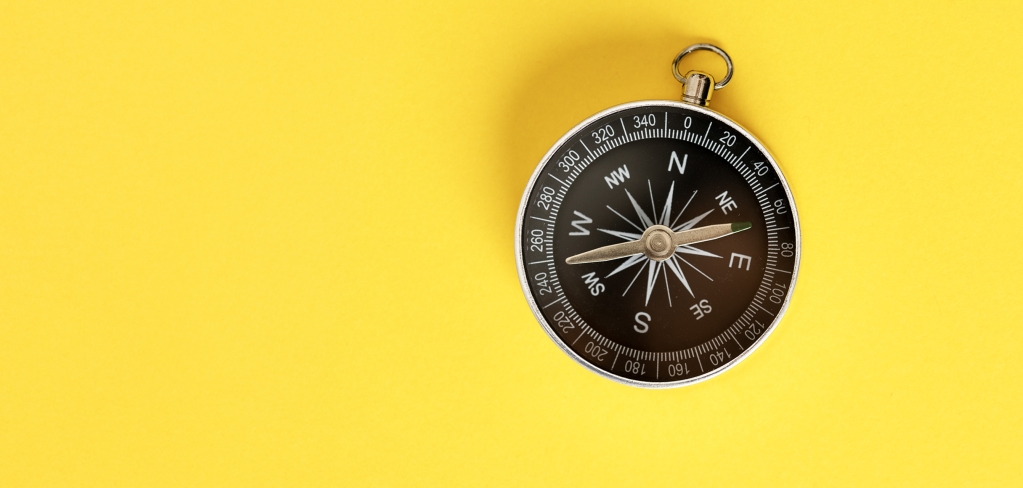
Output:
[515,44,800,387]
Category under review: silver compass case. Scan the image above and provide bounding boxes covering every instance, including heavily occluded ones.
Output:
[515,45,800,388]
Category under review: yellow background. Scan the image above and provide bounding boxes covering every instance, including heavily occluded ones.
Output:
[2,1,1022,486]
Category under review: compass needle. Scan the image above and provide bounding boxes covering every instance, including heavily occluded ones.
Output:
[566,222,750,264]
[672,221,751,246]
[516,44,799,387]
[565,240,645,265]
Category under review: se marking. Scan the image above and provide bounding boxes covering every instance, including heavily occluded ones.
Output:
[690,299,712,320]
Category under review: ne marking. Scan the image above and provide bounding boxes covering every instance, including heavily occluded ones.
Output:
[530,216,554,223]
[549,174,569,187]
[528,259,553,265]
[704,121,713,142]
[620,118,628,134]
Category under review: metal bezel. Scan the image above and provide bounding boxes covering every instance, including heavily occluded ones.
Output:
[514,100,801,388]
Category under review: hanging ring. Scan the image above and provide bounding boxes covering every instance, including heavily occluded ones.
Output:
[672,44,733,89]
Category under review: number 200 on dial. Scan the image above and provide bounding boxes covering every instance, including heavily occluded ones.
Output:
[515,101,800,387]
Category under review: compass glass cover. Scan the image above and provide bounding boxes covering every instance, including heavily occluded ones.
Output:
[518,103,798,386]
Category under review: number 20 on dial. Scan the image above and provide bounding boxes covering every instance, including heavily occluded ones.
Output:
[515,44,800,387]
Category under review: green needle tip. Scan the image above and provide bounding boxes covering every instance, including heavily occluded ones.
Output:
[732,222,752,232]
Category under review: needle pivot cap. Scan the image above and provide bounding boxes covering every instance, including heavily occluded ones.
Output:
[642,225,676,261]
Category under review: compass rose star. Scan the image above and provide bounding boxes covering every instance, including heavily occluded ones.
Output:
[599,180,722,305]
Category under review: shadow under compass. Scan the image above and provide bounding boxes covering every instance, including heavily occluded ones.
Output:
[493,28,748,265]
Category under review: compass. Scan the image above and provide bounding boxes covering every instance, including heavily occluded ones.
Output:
[515,44,800,387]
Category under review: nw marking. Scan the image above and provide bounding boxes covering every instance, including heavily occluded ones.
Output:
[604,165,630,189]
